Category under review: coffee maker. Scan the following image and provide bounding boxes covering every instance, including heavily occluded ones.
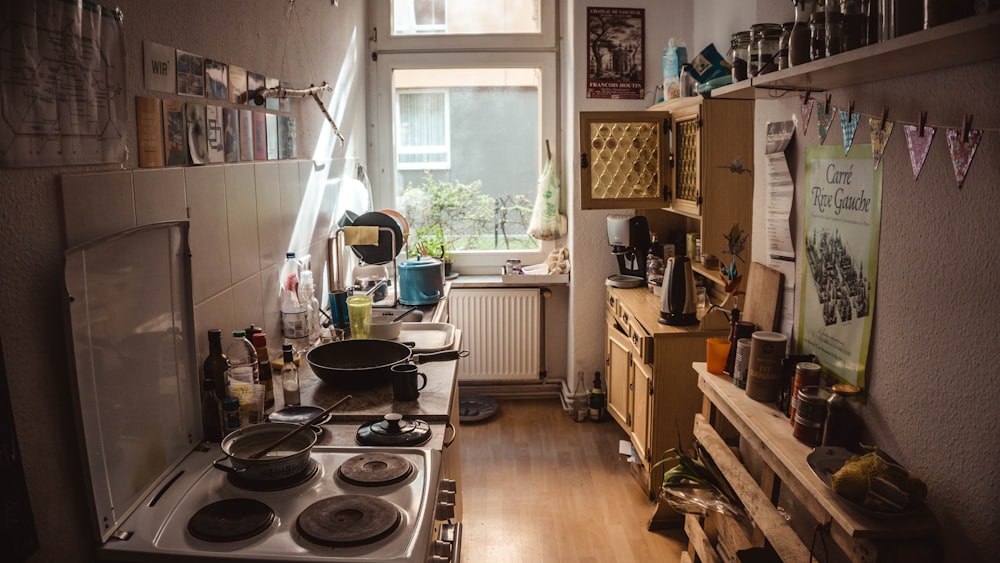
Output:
[606,215,650,287]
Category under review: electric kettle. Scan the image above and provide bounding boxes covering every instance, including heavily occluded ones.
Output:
[659,256,698,326]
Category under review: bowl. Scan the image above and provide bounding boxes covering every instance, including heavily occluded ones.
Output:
[370,315,402,340]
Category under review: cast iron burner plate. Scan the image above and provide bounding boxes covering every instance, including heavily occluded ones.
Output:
[187,498,275,542]
[296,495,402,547]
[338,452,413,487]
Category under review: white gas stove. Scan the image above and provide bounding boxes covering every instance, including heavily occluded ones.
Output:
[100,444,448,562]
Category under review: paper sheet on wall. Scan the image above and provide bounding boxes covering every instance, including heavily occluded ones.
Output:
[0,0,126,167]
[765,121,797,289]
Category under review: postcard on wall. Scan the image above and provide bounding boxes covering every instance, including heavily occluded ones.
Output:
[135,96,164,168]
[162,99,187,166]
[247,71,266,107]
[265,77,280,110]
[223,108,240,162]
[278,116,296,159]
[229,65,248,104]
[176,50,205,97]
[586,7,645,99]
[205,59,229,101]
[252,111,267,160]
[797,145,882,390]
[185,102,208,164]
[240,109,254,160]
[206,105,225,163]
[266,113,279,160]
[143,41,176,93]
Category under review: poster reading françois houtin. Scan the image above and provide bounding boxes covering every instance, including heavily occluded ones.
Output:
[587,7,644,99]
[797,145,882,390]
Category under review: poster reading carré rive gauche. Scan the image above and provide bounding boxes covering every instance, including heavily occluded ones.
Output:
[798,145,882,390]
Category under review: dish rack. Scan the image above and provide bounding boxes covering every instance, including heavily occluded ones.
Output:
[327,226,403,308]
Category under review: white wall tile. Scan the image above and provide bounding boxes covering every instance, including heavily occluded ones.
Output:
[254,161,282,271]
[193,289,235,370]
[278,161,305,255]
[186,166,231,303]
[260,262,282,359]
[224,164,261,283]
[231,272,265,335]
[62,171,135,248]
[133,168,186,226]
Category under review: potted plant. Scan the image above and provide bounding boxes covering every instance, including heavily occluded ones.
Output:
[412,225,454,276]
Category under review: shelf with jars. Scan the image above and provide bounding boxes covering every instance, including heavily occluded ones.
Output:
[714,9,1000,100]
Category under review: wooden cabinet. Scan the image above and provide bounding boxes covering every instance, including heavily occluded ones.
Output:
[605,286,728,499]
[684,364,938,563]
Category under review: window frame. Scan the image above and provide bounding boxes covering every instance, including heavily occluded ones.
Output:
[369,1,560,274]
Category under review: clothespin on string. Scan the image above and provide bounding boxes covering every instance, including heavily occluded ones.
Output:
[879,107,889,131]
[545,139,552,161]
[848,101,855,121]
[825,93,832,111]
[961,114,973,143]
[918,111,927,137]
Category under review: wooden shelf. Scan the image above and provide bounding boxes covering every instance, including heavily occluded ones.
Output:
[712,12,1000,98]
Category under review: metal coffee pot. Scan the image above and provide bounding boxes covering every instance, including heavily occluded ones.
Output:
[659,256,698,326]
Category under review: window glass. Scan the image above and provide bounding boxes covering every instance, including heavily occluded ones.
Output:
[397,90,450,170]
[392,0,540,36]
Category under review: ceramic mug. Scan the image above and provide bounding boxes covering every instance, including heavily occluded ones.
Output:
[390,363,427,401]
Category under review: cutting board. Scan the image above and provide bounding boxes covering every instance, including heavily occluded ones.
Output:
[741,262,783,332]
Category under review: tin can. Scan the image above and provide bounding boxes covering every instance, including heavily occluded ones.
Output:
[789,362,822,426]
[732,337,752,389]
[505,259,522,275]
[792,386,831,446]
[745,331,787,402]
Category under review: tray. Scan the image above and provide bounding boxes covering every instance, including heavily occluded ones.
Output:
[396,322,455,353]
[807,446,918,518]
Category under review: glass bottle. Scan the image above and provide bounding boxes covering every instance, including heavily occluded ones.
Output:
[777,22,794,70]
[588,372,606,422]
[822,383,863,449]
[281,343,301,407]
[756,24,783,75]
[251,332,275,414]
[826,0,845,58]
[790,0,818,66]
[810,11,827,61]
[841,0,868,52]
[730,31,751,82]
[201,329,228,441]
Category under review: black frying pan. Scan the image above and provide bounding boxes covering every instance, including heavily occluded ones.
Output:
[306,339,465,388]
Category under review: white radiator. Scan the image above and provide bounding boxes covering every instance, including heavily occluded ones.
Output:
[449,288,542,382]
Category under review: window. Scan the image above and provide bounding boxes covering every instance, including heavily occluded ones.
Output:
[396,89,450,170]
[370,1,557,273]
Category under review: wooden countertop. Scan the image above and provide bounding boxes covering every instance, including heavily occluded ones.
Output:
[609,285,730,336]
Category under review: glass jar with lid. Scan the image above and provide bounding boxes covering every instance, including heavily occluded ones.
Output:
[729,30,752,82]
[790,0,819,66]
[809,11,826,62]
[777,22,794,71]
[825,0,845,58]
[841,0,867,52]
[750,23,781,76]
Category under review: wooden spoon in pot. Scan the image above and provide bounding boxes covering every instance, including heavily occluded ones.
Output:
[247,395,351,459]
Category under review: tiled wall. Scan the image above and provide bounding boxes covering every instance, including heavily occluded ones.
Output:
[62,158,358,364]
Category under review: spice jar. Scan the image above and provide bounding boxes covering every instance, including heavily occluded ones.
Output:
[729,31,751,82]
[809,12,826,62]
[756,24,783,75]
[822,383,863,449]
[789,362,822,426]
[790,0,819,66]
[792,386,831,446]
[777,22,794,70]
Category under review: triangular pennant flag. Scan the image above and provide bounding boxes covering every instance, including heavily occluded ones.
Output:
[800,93,814,134]
[945,127,982,189]
[817,103,834,144]
[903,124,935,180]
[840,108,861,155]
[869,118,894,170]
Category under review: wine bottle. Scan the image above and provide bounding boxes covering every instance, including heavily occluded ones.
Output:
[201,329,228,441]
[589,371,606,422]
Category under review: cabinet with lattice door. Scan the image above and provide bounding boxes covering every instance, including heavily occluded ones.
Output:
[580,98,754,278]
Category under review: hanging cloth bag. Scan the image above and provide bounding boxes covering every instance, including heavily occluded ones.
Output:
[528,151,565,241]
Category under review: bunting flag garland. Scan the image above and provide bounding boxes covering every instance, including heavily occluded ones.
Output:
[902,124,936,180]
[817,103,834,144]
[869,118,894,170]
[840,108,861,155]
[945,127,982,189]
[800,93,814,135]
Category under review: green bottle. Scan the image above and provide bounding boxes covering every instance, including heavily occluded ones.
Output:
[589,372,606,422]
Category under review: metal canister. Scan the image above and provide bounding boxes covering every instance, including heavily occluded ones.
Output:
[792,386,831,446]
[505,259,522,275]
[789,361,822,426]
[732,337,752,389]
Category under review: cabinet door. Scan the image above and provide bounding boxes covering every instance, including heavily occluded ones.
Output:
[630,357,653,464]
[606,321,631,430]
[668,102,702,217]
[580,111,671,210]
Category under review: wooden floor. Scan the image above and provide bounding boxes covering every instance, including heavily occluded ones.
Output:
[459,398,686,563]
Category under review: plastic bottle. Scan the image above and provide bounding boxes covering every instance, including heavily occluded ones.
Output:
[298,269,321,346]
[279,253,308,346]
[225,329,259,384]
[251,332,275,414]
[589,372,606,422]
[201,329,228,441]
[281,343,301,407]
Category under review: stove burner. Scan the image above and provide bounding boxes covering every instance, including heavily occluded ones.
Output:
[338,452,413,487]
[187,498,275,542]
[226,458,320,492]
[296,495,402,547]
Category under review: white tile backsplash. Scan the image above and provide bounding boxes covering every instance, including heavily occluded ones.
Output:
[62,170,135,248]
[62,158,350,350]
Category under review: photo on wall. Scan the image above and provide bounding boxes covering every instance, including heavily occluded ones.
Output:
[185,102,208,164]
[239,109,254,161]
[586,7,645,99]
[205,59,229,101]
[229,65,248,104]
[176,50,205,97]
[247,71,266,107]
[143,40,175,93]
[205,105,224,163]
[135,96,164,168]
[223,108,240,162]
[162,99,187,166]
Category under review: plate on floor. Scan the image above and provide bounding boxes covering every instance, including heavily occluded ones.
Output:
[459,394,498,422]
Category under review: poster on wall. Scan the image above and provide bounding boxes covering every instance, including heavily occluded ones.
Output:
[0,0,126,167]
[586,7,644,99]
[797,145,882,389]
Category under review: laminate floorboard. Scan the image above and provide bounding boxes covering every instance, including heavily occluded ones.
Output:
[459,398,686,563]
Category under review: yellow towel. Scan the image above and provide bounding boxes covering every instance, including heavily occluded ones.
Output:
[343,226,379,246]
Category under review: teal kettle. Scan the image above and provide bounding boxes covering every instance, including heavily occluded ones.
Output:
[398,256,444,305]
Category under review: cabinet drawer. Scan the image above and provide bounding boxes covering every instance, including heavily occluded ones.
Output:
[627,315,653,364]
